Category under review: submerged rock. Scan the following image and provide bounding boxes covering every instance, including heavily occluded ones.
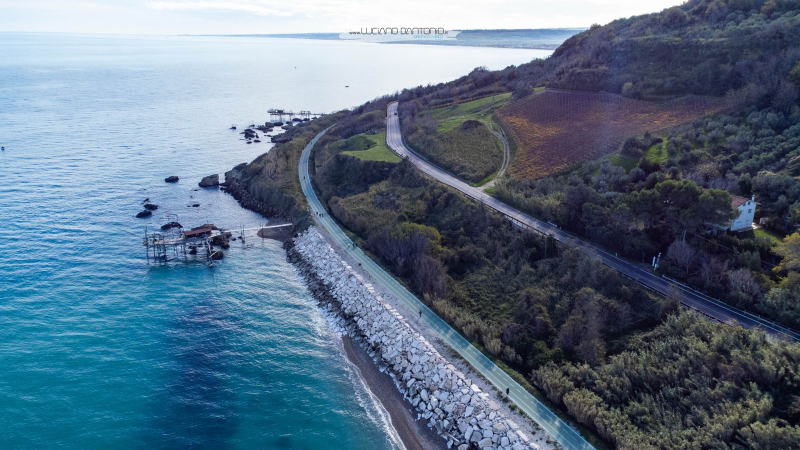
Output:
[135,210,152,218]
[164,176,179,183]
[143,203,159,211]
[198,174,219,188]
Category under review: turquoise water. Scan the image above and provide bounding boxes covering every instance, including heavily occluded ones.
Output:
[0,33,548,448]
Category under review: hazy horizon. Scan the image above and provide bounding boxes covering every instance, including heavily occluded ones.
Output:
[1,0,682,36]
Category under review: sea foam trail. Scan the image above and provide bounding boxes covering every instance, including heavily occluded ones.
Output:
[315,311,406,450]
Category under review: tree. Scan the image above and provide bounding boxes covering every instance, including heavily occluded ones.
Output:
[775,232,800,273]
[728,268,761,305]
[666,240,698,276]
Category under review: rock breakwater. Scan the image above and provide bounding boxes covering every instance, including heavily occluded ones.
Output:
[289,228,543,450]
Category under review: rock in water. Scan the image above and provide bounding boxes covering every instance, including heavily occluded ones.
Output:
[210,250,224,260]
[143,203,159,211]
[160,221,182,230]
[271,134,292,144]
[198,174,219,188]
[164,176,179,183]
[136,210,152,218]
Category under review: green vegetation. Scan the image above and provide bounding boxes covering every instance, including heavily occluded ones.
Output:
[223,96,394,224]
[305,110,800,449]
[399,93,511,184]
[752,228,784,246]
[340,132,401,163]
[405,119,503,184]
[644,138,669,164]
[426,93,512,132]
[607,153,640,172]
[534,313,800,449]
[222,113,344,223]
[228,1,800,446]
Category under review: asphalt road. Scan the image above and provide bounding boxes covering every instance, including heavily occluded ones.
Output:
[299,128,595,450]
[385,102,800,342]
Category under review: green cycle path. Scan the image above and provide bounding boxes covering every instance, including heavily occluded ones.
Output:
[298,127,594,450]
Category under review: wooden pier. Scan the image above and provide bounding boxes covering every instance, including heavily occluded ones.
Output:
[267,108,325,121]
[143,222,293,265]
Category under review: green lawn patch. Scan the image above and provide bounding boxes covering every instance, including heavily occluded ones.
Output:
[608,153,641,172]
[645,138,668,164]
[341,131,401,163]
[427,93,512,133]
[753,227,784,246]
[406,120,503,184]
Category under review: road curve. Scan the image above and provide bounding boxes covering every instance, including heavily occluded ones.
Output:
[386,101,800,343]
[299,128,595,450]
[481,122,510,191]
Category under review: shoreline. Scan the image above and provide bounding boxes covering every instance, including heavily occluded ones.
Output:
[341,334,446,450]
[288,227,551,450]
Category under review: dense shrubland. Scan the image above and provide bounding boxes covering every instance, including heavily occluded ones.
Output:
[493,103,800,328]
[225,1,800,445]
[309,110,800,448]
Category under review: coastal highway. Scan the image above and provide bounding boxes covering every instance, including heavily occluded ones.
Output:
[299,128,595,450]
[385,102,800,342]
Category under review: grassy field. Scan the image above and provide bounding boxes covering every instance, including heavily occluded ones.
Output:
[607,153,641,171]
[645,138,669,164]
[340,131,401,163]
[496,90,728,179]
[426,92,512,132]
[406,93,509,183]
[753,227,784,246]
[406,120,503,184]
[608,137,671,171]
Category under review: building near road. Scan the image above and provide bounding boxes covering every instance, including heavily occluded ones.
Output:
[729,195,756,231]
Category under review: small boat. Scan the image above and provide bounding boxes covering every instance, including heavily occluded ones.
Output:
[230,125,237,130]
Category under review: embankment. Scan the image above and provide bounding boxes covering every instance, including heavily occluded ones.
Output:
[288,227,542,450]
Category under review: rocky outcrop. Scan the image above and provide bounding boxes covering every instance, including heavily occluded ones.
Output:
[161,221,182,230]
[198,174,219,188]
[136,210,152,218]
[164,176,179,183]
[289,228,541,450]
[271,134,292,144]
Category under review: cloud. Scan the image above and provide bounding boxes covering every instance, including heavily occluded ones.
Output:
[146,0,295,17]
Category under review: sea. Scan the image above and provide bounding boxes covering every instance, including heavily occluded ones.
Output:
[0,33,550,449]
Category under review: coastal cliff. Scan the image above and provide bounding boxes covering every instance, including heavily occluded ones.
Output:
[222,113,343,225]
[288,228,548,450]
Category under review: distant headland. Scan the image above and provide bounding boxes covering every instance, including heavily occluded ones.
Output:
[188,28,586,50]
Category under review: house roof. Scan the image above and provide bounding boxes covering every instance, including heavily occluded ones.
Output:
[731,196,749,208]
[184,227,213,237]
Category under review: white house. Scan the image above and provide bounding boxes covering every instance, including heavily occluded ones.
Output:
[730,195,756,231]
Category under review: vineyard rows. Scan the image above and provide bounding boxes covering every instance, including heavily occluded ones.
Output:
[496,90,729,179]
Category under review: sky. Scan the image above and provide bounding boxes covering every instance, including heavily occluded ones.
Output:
[0,0,682,35]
